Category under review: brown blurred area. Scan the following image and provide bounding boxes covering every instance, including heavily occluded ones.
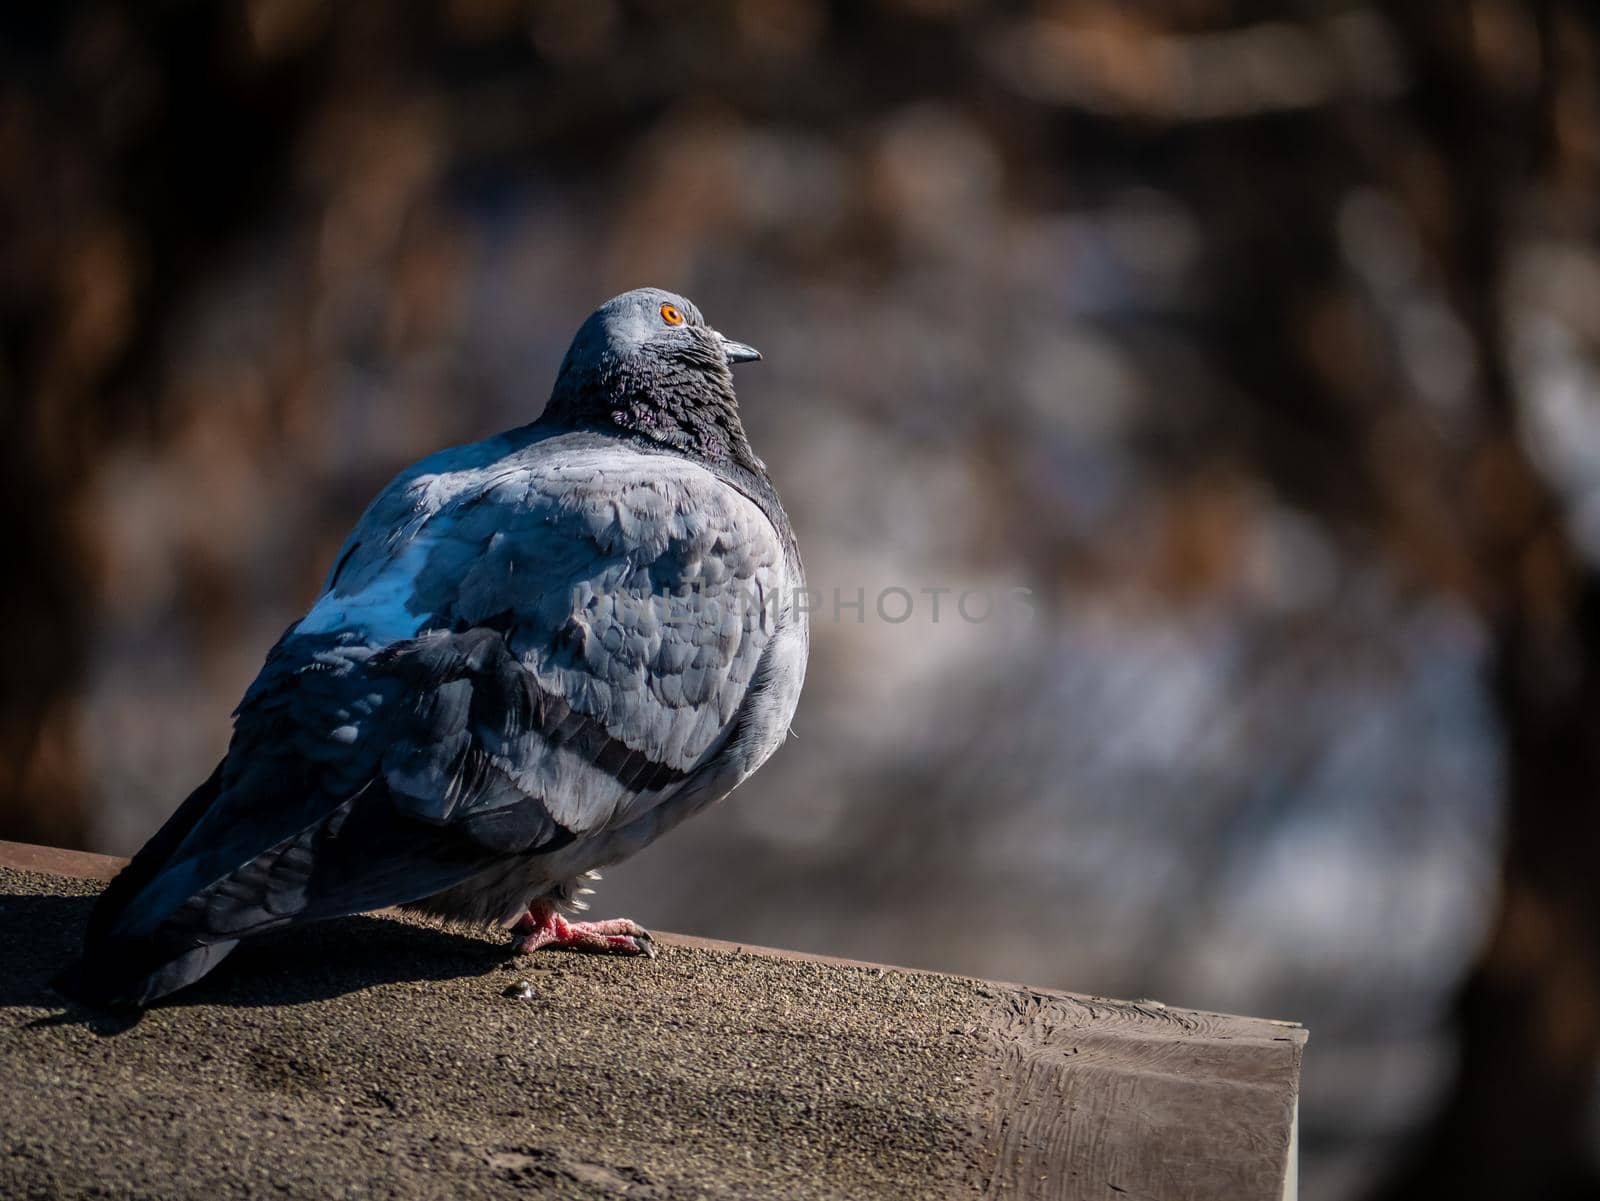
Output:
[5,2,1600,1197]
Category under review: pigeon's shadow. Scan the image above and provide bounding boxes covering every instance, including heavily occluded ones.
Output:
[0,889,509,1035]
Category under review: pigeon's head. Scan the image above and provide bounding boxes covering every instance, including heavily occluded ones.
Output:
[558,287,761,387]
[545,288,767,469]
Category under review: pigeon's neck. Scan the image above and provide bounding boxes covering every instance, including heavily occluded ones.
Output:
[545,355,767,476]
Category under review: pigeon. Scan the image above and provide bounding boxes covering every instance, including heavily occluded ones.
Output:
[56,287,808,1008]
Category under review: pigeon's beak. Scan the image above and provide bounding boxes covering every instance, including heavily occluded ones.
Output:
[718,332,762,365]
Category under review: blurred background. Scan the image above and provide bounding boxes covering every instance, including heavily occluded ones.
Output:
[3,2,1599,1198]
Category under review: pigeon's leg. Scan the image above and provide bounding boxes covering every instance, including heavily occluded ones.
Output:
[512,904,656,958]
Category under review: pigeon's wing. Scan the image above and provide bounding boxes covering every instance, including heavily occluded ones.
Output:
[70,439,791,1005]
[359,446,792,840]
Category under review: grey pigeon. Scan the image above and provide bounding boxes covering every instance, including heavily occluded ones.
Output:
[56,288,808,1008]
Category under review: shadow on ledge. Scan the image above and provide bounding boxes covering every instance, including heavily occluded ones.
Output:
[0,886,507,1033]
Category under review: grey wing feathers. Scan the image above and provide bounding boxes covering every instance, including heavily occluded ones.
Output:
[62,436,791,1007]
[310,442,787,834]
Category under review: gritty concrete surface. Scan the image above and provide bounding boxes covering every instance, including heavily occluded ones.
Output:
[1,865,998,1200]
[2,856,1308,1201]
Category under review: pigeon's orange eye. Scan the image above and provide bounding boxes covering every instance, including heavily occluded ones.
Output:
[659,303,685,326]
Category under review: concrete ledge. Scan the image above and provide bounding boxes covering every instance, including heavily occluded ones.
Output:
[0,841,1305,1200]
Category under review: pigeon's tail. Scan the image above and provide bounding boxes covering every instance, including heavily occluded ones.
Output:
[53,770,499,1009]
[51,937,241,1010]
[53,761,233,1009]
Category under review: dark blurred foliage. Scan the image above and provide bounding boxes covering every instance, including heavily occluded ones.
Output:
[5,2,1600,1197]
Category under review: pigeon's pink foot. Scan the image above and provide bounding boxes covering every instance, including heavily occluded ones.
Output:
[512,909,656,958]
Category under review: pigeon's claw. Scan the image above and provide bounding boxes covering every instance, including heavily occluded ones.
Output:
[512,911,656,958]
